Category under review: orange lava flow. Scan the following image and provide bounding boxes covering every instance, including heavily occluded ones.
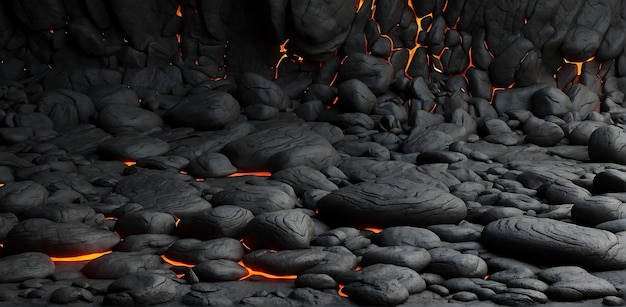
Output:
[563,56,595,76]
[237,261,298,281]
[0,183,4,187]
[227,172,272,177]
[338,285,349,297]
[50,251,112,262]
[176,5,182,17]
[362,227,383,233]
[161,255,194,267]
[123,161,136,166]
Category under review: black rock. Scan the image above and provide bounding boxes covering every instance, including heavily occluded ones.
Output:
[360,245,431,272]
[0,252,55,283]
[49,287,94,304]
[115,234,179,254]
[242,210,316,250]
[164,238,244,265]
[427,248,488,278]
[175,206,254,240]
[532,87,574,118]
[3,218,120,257]
[481,216,626,270]
[238,72,290,110]
[373,226,442,249]
[295,273,338,290]
[317,177,466,228]
[539,266,618,301]
[81,252,163,279]
[20,202,103,226]
[192,260,248,282]
[97,134,170,161]
[570,195,626,225]
[105,272,177,305]
[338,53,394,95]
[594,169,626,193]
[243,249,328,276]
[165,91,241,130]
[211,184,296,215]
[97,105,163,134]
[114,210,177,237]
[270,165,339,196]
[0,181,48,214]
[337,79,377,114]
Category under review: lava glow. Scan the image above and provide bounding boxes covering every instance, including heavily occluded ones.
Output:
[50,251,112,262]
[563,56,596,76]
[161,255,194,267]
[227,172,272,177]
[338,285,349,297]
[123,161,136,166]
[237,261,298,281]
[363,227,383,233]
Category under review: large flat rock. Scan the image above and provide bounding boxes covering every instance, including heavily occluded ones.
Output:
[481,216,626,270]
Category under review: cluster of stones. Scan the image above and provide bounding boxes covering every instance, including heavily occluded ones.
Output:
[1,0,626,306]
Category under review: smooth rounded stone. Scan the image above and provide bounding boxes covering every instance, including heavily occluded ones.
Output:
[337,263,426,296]
[427,248,488,278]
[243,249,327,276]
[569,121,607,145]
[301,246,359,275]
[523,117,565,147]
[603,296,625,306]
[105,272,176,306]
[541,180,592,205]
[374,226,442,249]
[494,192,549,212]
[175,206,254,240]
[115,234,179,254]
[115,170,211,217]
[0,213,18,242]
[222,125,341,171]
[337,79,377,114]
[571,196,626,225]
[487,267,536,284]
[192,260,248,282]
[238,72,290,110]
[81,252,163,279]
[317,177,467,228]
[338,53,394,95]
[336,158,447,190]
[539,266,618,301]
[164,91,240,130]
[212,184,295,215]
[186,152,237,178]
[0,181,48,214]
[532,87,574,118]
[343,279,409,306]
[416,151,467,165]
[97,105,163,134]
[596,219,626,233]
[491,291,541,306]
[295,100,324,121]
[0,252,54,283]
[97,134,170,161]
[594,169,626,193]
[334,140,390,160]
[336,112,376,131]
[3,218,119,257]
[164,238,244,265]
[49,286,94,304]
[242,210,316,250]
[426,224,482,243]
[295,273,338,290]
[244,104,279,120]
[507,278,549,292]
[312,227,360,246]
[452,291,479,302]
[402,129,455,153]
[567,83,600,120]
[113,210,177,238]
[589,125,626,164]
[360,245,431,272]
[481,216,626,270]
[270,165,338,196]
[20,202,102,226]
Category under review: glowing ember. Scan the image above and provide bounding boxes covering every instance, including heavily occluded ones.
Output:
[0,183,4,187]
[237,260,298,281]
[50,251,112,262]
[176,5,182,17]
[563,56,595,76]
[123,161,136,166]
[227,172,272,177]
[483,275,489,280]
[363,227,383,233]
[338,284,349,297]
[161,255,194,268]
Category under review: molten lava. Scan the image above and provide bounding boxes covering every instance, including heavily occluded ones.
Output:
[227,172,272,177]
[50,251,112,262]
[363,227,383,233]
[123,161,136,166]
[237,261,298,281]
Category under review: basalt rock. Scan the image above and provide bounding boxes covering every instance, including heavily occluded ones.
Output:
[81,252,164,279]
[104,272,177,306]
[242,210,316,250]
[0,252,55,283]
[175,206,254,240]
[165,91,241,130]
[317,177,467,228]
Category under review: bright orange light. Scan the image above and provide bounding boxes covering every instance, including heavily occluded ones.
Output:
[563,56,595,76]
[227,172,272,177]
[484,275,489,280]
[338,285,349,297]
[363,228,383,233]
[237,261,298,280]
[176,5,182,17]
[50,251,112,262]
[123,161,136,166]
[0,183,4,187]
[104,216,117,221]
[161,255,194,267]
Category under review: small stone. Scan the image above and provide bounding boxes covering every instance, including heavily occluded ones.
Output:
[0,252,55,283]
[192,260,248,281]
[295,274,338,290]
[49,287,94,304]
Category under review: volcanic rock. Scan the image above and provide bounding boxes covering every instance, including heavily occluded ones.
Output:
[539,266,618,301]
[49,286,94,304]
[338,53,394,95]
[192,260,248,282]
[0,252,55,283]
[164,91,241,130]
[211,184,296,215]
[0,181,48,214]
[301,246,359,275]
[337,79,377,113]
[81,252,164,279]
[3,218,120,257]
[164,238,244,264]
[243,249,328,276]
[20,202,103,226]
[242,210,316,250]
[523,116,565,147]
[373,226,442,249]
[481,216,626,270]
[104,272,177,306]
[96,104,163,134]
[175,206,254,240]
[589,125,626,164]
[115,234,178,254]
[37,89,96,127]
[295,274,338,290]
[97,134,170,161]
[427,248,488,278]
[222,125,341,171]
[185,152,237,178]
[568,121,607,145]
[115,169,211,216]
[270,165,338,196]
[317,177,467,228]
[113,210,177,237]
[570,195,626,225]
[532,87,574,118]
[238,72,290,110]
[360,245,431,271]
